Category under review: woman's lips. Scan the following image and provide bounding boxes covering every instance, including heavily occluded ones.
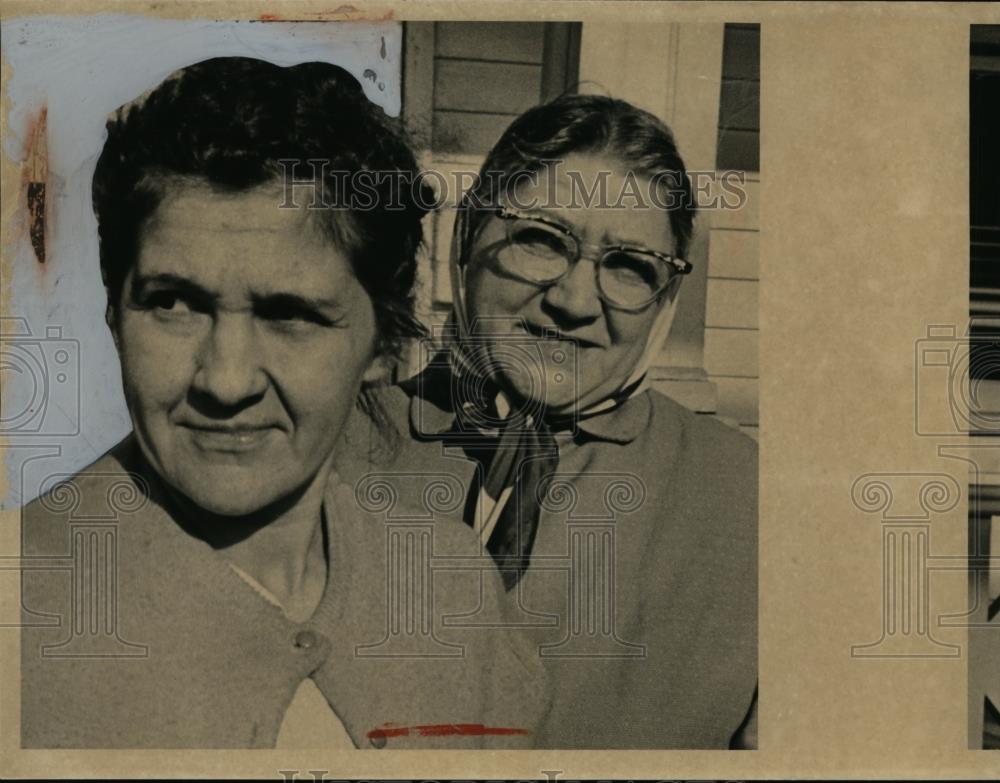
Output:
[180,424,276,453]
[519,321,603,349]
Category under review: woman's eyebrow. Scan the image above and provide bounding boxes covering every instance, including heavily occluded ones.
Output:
[251,291,342,312]
[523,207,664,252]
[131,272,215,301]
[519,207,581,234]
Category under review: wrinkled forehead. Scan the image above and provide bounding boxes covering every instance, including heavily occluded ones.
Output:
[134,180,360,289]
[147,178,303,227]
[139,173,353,252]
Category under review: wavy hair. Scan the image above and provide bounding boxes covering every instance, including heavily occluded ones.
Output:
[93,56,433,362]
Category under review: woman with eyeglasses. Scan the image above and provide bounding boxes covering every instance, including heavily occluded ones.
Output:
[339,93,757,749]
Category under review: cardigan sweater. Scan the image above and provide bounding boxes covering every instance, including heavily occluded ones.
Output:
[20,438,547,749]
[335,374,758,749]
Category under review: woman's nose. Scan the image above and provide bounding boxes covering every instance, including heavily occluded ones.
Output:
[191,314,267,407]
[543,256,603,322]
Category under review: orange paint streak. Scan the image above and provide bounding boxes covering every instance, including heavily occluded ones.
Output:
[23,107,48,264]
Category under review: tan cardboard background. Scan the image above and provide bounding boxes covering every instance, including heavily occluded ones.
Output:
[2,0,999,778]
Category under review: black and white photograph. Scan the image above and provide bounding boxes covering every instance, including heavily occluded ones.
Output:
[8,2,1000,781]
[968,22,1000,752]
[2,16,759,752]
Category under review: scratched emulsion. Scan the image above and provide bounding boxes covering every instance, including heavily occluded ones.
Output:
[0,16,402,508]
[258,7,397,23]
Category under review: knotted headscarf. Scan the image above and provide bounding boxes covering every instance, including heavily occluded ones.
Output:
[440,198,684,589]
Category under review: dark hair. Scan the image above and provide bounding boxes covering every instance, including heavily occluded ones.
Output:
[92,56,432,361]
[458,93,696,262]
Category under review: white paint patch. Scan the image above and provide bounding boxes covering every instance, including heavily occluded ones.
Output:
[1,15,402,507]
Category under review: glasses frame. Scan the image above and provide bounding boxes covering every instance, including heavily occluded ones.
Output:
[492,206,692,312]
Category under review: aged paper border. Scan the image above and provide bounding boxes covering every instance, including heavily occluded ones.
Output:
[3,0,1000,778]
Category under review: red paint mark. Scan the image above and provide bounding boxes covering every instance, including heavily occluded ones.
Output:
[368,725,411,739]
[367,722,528,740]
[259,13,282,21]
[24,107,48,264]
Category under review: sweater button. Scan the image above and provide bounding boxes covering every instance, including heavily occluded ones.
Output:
[293,630,317,650]
[369,733,387,749]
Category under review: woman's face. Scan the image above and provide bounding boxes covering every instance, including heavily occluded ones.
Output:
[114,181,377,517]
[464,153,677,412]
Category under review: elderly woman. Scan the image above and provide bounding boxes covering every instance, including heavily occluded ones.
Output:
[341,94,757,749]
[20,57,543,749]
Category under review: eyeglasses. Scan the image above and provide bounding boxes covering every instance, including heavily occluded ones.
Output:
[492,207,691,312]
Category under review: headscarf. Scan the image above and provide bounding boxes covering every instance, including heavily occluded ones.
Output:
[438,195,684,589]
